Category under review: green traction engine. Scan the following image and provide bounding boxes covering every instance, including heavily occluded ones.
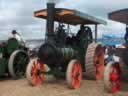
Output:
[26,3,106,89]
[0,38,29,78]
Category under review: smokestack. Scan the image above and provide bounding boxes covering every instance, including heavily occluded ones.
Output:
[46,3,55,44]
[47,0,60,3]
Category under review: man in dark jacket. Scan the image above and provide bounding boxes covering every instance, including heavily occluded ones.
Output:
[124,25,128,44]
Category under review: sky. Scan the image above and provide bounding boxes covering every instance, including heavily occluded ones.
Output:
[0,0,128,40]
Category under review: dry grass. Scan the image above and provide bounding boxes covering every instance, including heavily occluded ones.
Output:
[0,77,128,96]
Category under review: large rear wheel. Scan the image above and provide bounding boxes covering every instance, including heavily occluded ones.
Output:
[66,59,82,89]
[85,42,104,80]
[8,50,29,79]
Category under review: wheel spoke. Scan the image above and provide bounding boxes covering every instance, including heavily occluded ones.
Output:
[75,79,80,88]
[78,66,82,81]
[76,64,82,87]
[14,67,19,73]
[39,74,44,80]
[76,63,80,71]
[31,66,36,75]
[71,76,76,87]
[109,64,121,93]
[32,74,41,85]
[72,66,75,77]
[71,62,82,88]
[33,61,38,70]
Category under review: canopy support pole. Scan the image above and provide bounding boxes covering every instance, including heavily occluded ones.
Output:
[67,24,70,35]
[95,24,98,42]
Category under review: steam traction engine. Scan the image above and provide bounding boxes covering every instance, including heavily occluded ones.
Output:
[26,3,106,89]
[0,38,29,79]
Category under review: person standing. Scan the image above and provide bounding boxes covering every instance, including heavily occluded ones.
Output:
[124,25,128,44]
[11,30,25,46]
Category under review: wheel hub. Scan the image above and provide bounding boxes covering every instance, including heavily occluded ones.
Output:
[75,72,80,79]
[96,60,100,65]
[36,69,41,75]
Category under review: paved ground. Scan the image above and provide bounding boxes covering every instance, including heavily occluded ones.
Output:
[0,77,128,96]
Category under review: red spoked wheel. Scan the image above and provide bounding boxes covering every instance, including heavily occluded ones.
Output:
[26,58,44,86]
[66,59,82,89]
[104,61,121,93]
[86,43,104,80]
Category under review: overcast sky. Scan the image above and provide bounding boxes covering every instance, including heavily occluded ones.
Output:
[0,0,128,40]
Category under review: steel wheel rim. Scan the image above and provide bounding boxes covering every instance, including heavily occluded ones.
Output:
[71,61,82,89]
[94,45,104,80]
[109,62,121,93]
[31,59,44,86]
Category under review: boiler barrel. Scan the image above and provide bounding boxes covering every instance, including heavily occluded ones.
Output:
[38,43,76,68]
[61,48,75,61]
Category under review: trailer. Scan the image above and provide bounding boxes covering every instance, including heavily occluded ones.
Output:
[26,3,106,89]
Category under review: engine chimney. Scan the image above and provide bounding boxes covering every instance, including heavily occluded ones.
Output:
[46,3,55,44]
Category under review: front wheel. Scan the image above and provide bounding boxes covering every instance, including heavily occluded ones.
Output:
[26,58,45,86]
[66,59,82,89]
[104,61,121,93]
